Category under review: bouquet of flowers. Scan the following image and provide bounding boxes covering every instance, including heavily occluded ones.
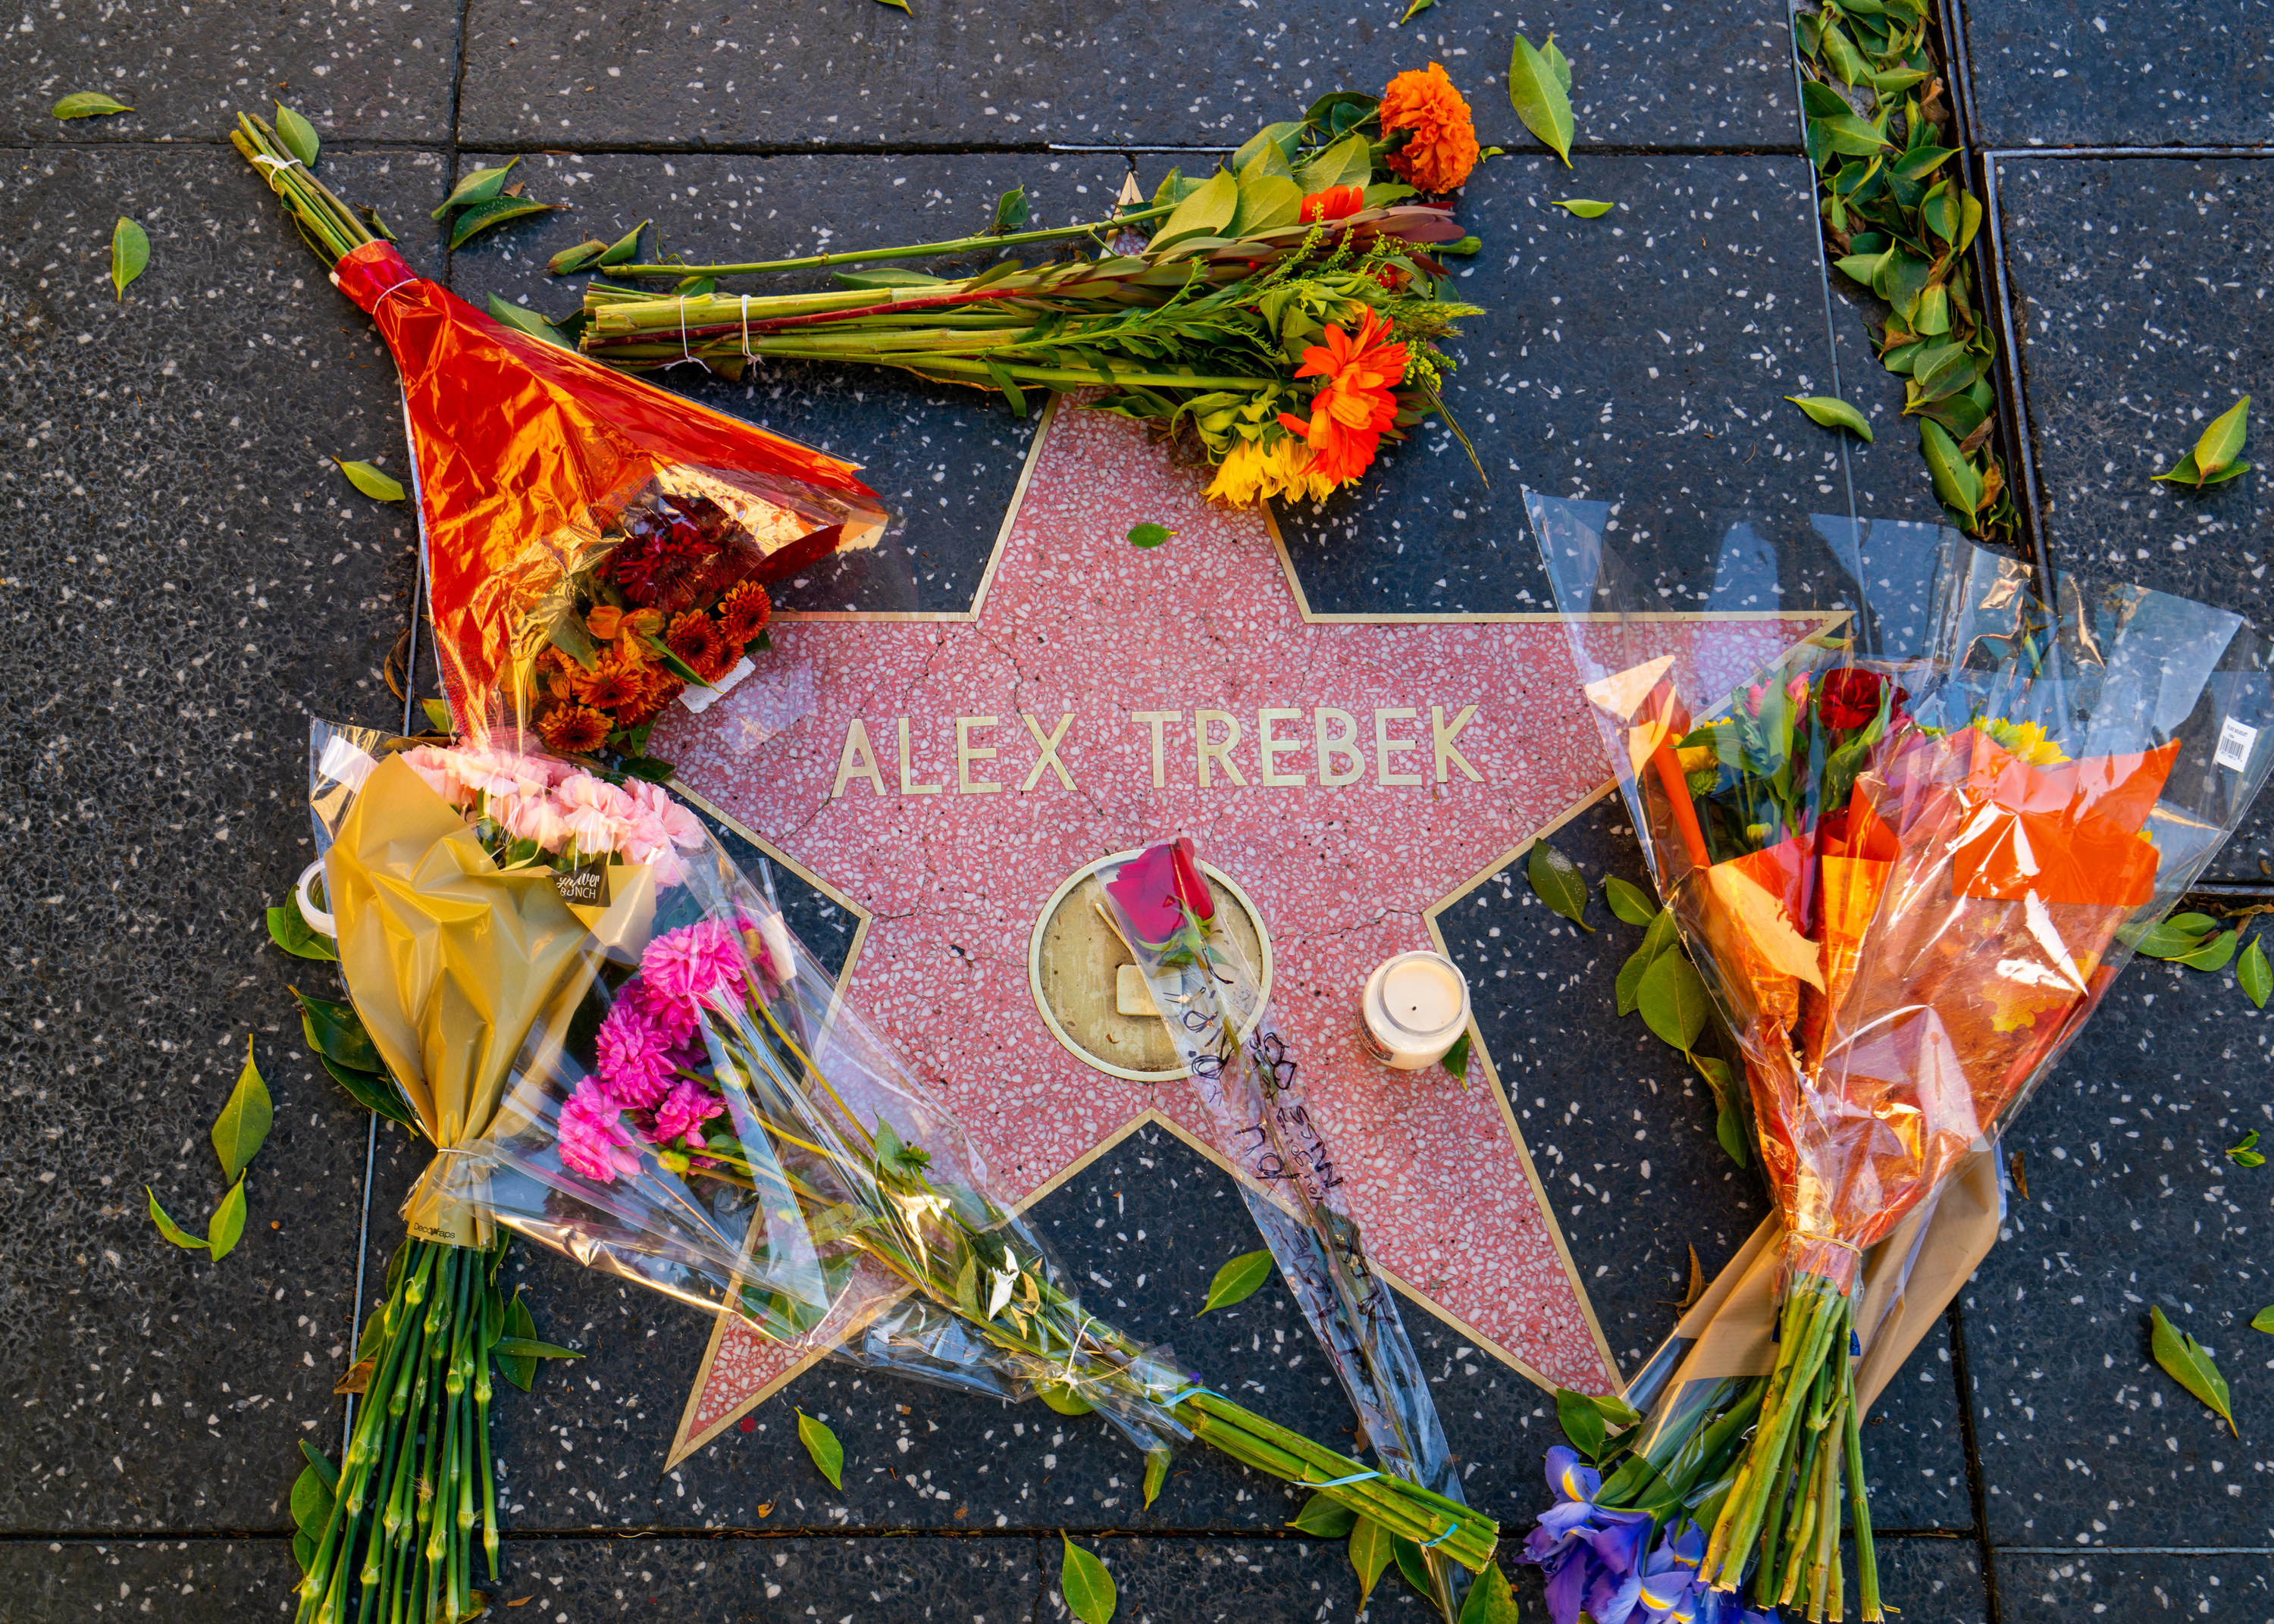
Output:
[230,111,891,764]
[1521,496,2273,1622]
[305,736,1502,1611]
[546,64,1487,509]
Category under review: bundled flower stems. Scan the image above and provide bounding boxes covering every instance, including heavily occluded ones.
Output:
[1522,495,2272,1623]
[302,734,1498,1607]
[230,107,888,1624]
[545,64,1487,509]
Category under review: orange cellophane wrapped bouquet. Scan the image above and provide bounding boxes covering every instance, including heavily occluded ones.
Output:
[1523,496,2272,1622]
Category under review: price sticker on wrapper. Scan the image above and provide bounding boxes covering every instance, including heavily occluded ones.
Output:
[2215,716,2260,772]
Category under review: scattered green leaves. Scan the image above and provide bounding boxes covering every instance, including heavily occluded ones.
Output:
[1035,1383,1098,1417]
[872,0,912,13]
[1348,1516,1394,1609]
[1198,1248,1274,1314]
[2228,1131,2266,1170]
[1602,876,1657,927]
[1060,1536,1117,1624]
[2254,1305,2274,1335]
[1289,1490,1359,1540]
[547,237,611,275]
[448,194,561,250]
[2153,396,2251,489]
[1555,1385,1643,1466]
[1126,523,1175,549]
[1786,393,1875,442]
[2239,936,2272,1009]
[273,102,320,167]
[334,458,406,503]
[290,1457,336,1537]
[1439,1028,1473,1081]
[266,896,337,962]
[2149,1305,2235,1435]
[1391,1536,1431,1601]
[1637,950,1710,1053]
[1457,1561,1521,1624]
[212,1035,274,1182]
[991,185,1030,234]
[497,1291,540,1391]
[1398,0,1435,21]
[1551,199,1614,217]
[1527,838,1592,931]
[596,220,649,268]
[111,216,148,301]
[420,696,454,733]
[1142,1449,1169,1509]
[53,92,134,120]
[796,1408,845,1489]
[491,1336,583,1360]
[208,1178,249,1263]
[146,1187,209,1251]
[1508,34,1576,167]
[486,293,578,351]
[431,156,522,220]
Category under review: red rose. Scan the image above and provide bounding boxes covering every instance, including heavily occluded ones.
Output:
[1816,668,1893,731]
[1104,837,1214,947]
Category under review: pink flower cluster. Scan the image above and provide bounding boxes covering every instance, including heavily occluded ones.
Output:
[558,919,747,1182]
[400,743,706,884]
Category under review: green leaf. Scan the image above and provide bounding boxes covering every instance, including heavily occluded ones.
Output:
[1543,33,1573,92]
[1348,1516,1393,1608]
[490,1335,582,1360]
[2238,936,2271,1009]
[1786,394,1875,442]
[1637,951,1710,1053]
[420,697,454,733]
[333,458,406,503]
[1440,1028,1473,1080]
[1457,1561,1521,1624]
[991,185,1030,235]
[1392,1535,1431,1600]
[797,1408,845,1489]
[1142,1449,1170,1508]
[1919,416,1983,515]
[1615,945,1654,1017]
[2226,1131,2264,1169]
[299,1439,340,1494]
[1692,1053,1748,1168]
[272,102,319,167]
[872,0,911,12]
[2190,396,2251,479]
[486,293,576,351]
[1127,523,1175,549]
[1555,1385,1607,1457]
[498,1292,538,1391]
[431,156,522,220]
[1508,34,1576,166]
[596,220,650,267]
[983,358,1030,418]
[1527,839,1593,931]
[1814,112,1893,157]
[1550,198,1614,218]
[1603,876,1658,927]
[2252,1305,2274,1335]
[265,901,338,962]
[1398,0,1434,20]
[111,216,149,302]
[1198,1248,1274,1315]
[1295,132,1375,196]
[290,1462,336,1535]
[292,1529,317,1575]
[547,237,610,275]
[2175,928,2238,974]
[1155,167,1241,249]
[211,1034,274,1183]
[1819,20,1870,83]
[294,987,382,1072]
[2131,914,2221,959]
[146,1186,209,1251]
[55,91,135,119]
[1289,1490,1359,1540]
[449,195,560,249]
[208,1177,248,1263]
[1230,171,1304,237]
[1060,1536,1117,1624]
[2149,1305,2235,1435]
[321,1055,417,1128]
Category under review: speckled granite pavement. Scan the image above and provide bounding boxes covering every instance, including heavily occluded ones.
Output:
[4,3,2270,1620]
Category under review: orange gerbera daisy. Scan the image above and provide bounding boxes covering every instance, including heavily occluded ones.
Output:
[715,580,772,646]
[665,610,727,680]
[571,651,647,713]
[1295,308,1408,423]
[1275,408,1385,487]
[1379,62,1480,194]
[1298,184,1366,224]
[537,702,612,754]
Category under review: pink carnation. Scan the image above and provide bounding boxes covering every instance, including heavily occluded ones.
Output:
[593,999,680,1109]
[557,1078,642,1184]
[641,919,746,1015]
[627,779,706,850]
[652,1078,725,1147]
[399,745,467,806]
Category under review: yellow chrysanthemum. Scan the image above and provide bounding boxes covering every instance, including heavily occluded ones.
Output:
[1984,718,2069,765]
[1204,435,1339,508]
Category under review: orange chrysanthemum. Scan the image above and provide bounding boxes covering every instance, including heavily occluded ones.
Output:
[666,610,728,681]
[1299,184,1366,224]
[715,580,772,646]
[1379,61,1480,194]
[537,702,612,754]
[571,652,647,713]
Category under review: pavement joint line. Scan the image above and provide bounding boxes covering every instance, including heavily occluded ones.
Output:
[1942,1298,2006,1624]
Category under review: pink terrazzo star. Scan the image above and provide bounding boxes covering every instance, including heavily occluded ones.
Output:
[653,401,1814,1461]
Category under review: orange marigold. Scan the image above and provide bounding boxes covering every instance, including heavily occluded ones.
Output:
[1380,61,1479,194]
[537,702,612,754]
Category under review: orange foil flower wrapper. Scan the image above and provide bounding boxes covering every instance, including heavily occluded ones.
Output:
[330,240,890,743]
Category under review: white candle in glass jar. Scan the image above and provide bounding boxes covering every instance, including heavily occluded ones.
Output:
[1361,951,1471,1070]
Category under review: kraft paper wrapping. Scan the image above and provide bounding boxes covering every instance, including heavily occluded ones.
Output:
[1664,1147,2001,1413]
[326,753,656,1246]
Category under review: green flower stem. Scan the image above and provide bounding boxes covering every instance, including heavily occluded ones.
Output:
[600,203,1178,279]
[230,112,375,264]
[1844,1347,1882,1620]
[1702,1275,1846,1590]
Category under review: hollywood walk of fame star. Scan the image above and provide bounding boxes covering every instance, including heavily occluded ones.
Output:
[650,398,1809,1463]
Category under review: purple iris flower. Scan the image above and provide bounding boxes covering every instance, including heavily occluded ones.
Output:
[1520,1447,1658,1624]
